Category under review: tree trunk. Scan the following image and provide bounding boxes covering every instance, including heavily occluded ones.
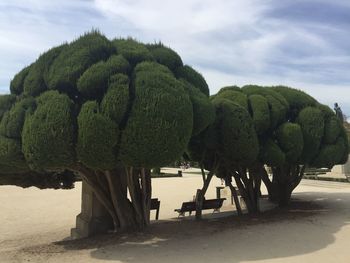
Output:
[227,182,242,216]
[232,171,258,214]
[266,165,305,207]
[70,163,153,236]
[195,171,213,220]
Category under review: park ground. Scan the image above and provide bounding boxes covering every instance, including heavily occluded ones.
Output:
[1,168,350,262]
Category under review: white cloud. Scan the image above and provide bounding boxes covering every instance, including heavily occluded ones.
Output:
[0,0,349,115]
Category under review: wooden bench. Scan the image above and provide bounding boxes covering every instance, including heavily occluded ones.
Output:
[174,198,226,217]
[150,198,160,220]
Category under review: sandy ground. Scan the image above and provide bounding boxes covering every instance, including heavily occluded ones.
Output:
[1,168,350,262]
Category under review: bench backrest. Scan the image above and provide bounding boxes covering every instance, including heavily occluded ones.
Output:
[180,201,197,211]
[202,198,225,209]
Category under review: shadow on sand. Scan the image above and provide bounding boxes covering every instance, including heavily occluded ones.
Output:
[23,191,350,262]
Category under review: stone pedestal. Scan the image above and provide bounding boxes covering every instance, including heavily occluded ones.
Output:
[71,180,113,239]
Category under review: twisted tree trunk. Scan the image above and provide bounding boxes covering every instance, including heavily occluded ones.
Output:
[231,167,260,214]
[260,164,305,207]
[70,163,152,235]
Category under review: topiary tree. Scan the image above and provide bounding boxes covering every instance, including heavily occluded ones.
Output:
[197,85,349,209]
[0,30,213,234]
[244,85,349,206]
[188,94,260,214]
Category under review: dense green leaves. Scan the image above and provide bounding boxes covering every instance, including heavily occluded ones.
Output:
[0,97,36,139]
[77,55,130,99]
[77,101,119,170]
[120,62,193,168]
[0,136,29,174]
[276,123,304,163]
[24,44,67,96]
[215,88,248,109]
[176,65,209,96]
[101,74,130,125]
[182,80,215,135]
[10,65,32,95]
[296,107,325,162]
[113,38,153,66]
[148,44,183,72]
[249,94,270,134]
[22,91,75,170]
[48,31,115,97]
[260,139,286,166]
[0,95,16,120]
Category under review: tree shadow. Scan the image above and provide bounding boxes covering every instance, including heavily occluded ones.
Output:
[21,191,350,262]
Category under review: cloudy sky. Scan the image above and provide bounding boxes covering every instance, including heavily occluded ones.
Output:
[0,0,349,118]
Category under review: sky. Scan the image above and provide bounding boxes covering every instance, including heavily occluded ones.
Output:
[0,0,349,119]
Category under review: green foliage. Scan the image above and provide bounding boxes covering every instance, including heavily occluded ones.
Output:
[77,101,119,170]
[22,91,75,170]
[182,80,215,135]
[323,116,341,144]
[147,44,183,72]
[0,136,29,174]
[77,55,130,99]
[211,98,259,167]
[312,136,348,168]
[134,61,172,76]
[48,31,115,97]
[260,139,286,166]
[215,88,248,109]
[10,65,32,95]
[276,123,304,163]
[176,65,209,96]
[120,62,193,168]
[113,38,153,66]
[101,74,130,125]
[0,97,36,139]
[242,85,288,129]
[296,107,325,163]
[248,94,270,134]
[271,86,317,120]
[23,44,67,96]
[0,95,16,121]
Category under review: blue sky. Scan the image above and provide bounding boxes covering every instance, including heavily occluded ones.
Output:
[0,0,349,118]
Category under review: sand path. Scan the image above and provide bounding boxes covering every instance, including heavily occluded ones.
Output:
[1,168,350,262]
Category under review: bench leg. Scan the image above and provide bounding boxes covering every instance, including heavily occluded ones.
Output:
[156,207,160,220]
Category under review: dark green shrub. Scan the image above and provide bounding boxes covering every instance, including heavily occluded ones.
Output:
[0,136,29,174]
[119,62,193,168]
[22,91,75,170]
[214,88,248,109]
[24,44,67,96]
[113,38,153,66]
[242,85,288,128]
[176,65,209,96]
[147,44,183,72]
[260,139,285,166]
[10,65,32,95]
[77,55,130,99]
[211,98,259,167]
[276,122,304,163]
[271,86,317,120]
[0,97,36,139]
[312,136,348,168]
[0,95,16,120]
[101,73,130,125]
[248,94,270,134]
[182,80,215,135]
[296,107,324,162]
[48,31,115,97]
[77,101,119,170]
